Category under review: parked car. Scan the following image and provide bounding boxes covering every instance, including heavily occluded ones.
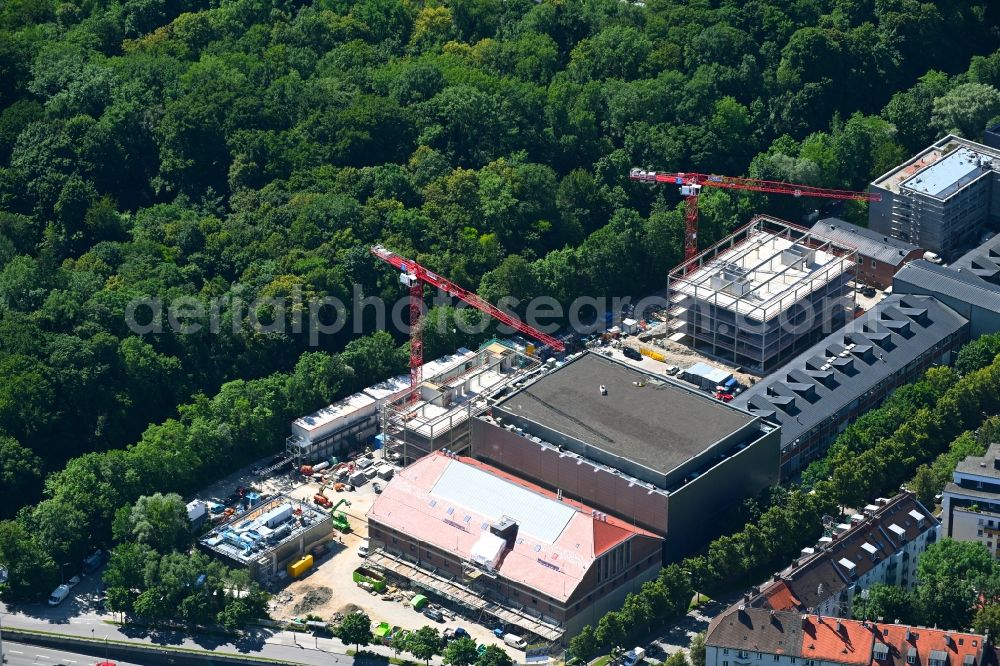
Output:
[82,549,105,574]
[453,627,469,640]
[424,608,444,623]
[48,584,70,606]
[860,286,877,298]
[622,347,643,361]
[714,391,734,402]
[358,543,369,558]
[503,633,527,649]
[372,482,382,494]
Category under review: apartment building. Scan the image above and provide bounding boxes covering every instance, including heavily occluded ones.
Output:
[870,135,1000,258]
[748,493,938,618]
[706,608,993,666]
[942,443,1000,557]
[813,218,923,289]
[732,296,969,478]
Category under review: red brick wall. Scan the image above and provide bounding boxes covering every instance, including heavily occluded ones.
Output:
[857,249,923,289]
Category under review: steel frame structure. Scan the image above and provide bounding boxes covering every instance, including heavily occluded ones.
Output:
[666,216,859,373]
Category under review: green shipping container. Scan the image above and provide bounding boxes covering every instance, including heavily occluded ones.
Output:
[411,594,429,610]
[352,566,387,593]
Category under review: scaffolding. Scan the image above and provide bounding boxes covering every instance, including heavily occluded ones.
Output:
[380,342,540,465]
[667,216,858,373]
[368,549,564,642]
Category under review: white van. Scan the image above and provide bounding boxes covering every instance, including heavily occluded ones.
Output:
[48,584,70,606]
[624,647,647,666]
[504,633,527,649]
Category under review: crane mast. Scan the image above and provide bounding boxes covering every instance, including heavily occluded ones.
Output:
[370,245,565,389]
[628,168,882,262]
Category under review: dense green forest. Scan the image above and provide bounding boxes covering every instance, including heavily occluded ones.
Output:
[2,0,1000,598]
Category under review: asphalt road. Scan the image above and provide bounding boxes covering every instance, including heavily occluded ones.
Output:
[2,640,142,665]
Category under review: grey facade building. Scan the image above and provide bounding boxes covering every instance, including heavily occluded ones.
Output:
[985,122,1000,151]
[731,295,969,479]
[893,259,1000,338]
[870,135,1000,258]
[474,352,780,559]
[941,442,1000,558]
[667,216,857,374]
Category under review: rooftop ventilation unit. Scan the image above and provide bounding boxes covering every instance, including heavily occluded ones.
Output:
[781,244,815,268]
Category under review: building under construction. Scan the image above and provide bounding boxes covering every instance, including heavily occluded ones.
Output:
[199,495,332,583]
[667,216,858,373]
[381,341,539,465]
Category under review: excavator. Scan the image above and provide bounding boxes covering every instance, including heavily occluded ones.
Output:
[330,498,352,533]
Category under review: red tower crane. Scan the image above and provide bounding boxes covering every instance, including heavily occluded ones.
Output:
[370,245,565,388]
[628,169,882,262]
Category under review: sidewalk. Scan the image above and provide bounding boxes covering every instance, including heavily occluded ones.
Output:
[0,603,446,665]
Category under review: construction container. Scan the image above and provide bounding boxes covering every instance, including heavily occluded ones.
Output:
[261,503,293,528]
[376,466,394,481]
[286,554,314,579]
[186,500,207,523]
[349,471,367,486]
[352,567,387,592]
[411,594,429,610]
[639,346,666,362]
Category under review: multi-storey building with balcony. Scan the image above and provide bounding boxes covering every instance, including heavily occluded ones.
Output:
[942,443,1000,557]
[745,493,938,618]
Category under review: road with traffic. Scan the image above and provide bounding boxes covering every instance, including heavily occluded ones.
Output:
[2,640,142,665]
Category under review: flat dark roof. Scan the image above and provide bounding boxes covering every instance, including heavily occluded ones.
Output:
[496,353,756,475]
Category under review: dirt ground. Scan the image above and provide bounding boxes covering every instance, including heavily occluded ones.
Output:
[611,335,761,388]
[268,473,517,658]
[612,280,889,390]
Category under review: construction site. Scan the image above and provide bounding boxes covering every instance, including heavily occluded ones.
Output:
[198,495,334,582]
[666,216,859,373]
[188,191,940,652]
[380,342,540,464]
